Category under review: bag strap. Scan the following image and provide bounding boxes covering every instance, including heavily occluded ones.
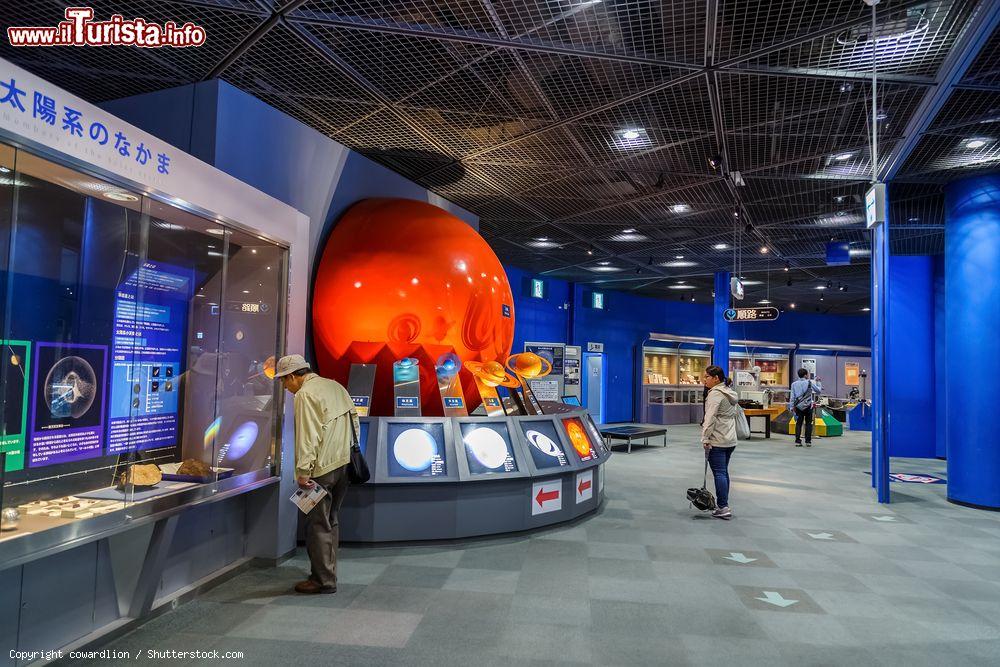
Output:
[702,454,709,490]
[347,410,359,449]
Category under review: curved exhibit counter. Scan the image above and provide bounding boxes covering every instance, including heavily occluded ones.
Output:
[340,409,610,542]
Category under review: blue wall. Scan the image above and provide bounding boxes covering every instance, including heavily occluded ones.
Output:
[886,256,938,458]
[508,270,870,423]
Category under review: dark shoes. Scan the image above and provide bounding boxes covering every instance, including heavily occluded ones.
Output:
[795,442,803,447]
[295,580,336,595]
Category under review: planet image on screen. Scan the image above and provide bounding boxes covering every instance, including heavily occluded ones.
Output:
[226,421,259,460]
[525,430,561,458]
[393,428,439,471]
[463,427,509,469]
[565,420,591,458]
[44,356,97,419]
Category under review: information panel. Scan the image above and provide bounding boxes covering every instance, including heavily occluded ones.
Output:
[460,422,518,475]
[28,343,108,467]
[0,340,31,472]
[386,422,447,478]
[107,261,192,455]
[520,420,569,470]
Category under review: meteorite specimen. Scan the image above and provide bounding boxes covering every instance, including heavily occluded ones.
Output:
[1,507,19,531]
[118,463,162,489]
[177,458,213,478]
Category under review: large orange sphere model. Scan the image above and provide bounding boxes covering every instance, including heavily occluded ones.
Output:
[312,198,515,416]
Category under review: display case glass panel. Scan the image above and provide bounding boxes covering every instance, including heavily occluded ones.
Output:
[677,353,709,385]
[460,422,517,474]
[642,349,677,385]
[386,422,447,477]
[755,358,788,387]
[0,146,288,544]
[519,419,570,469]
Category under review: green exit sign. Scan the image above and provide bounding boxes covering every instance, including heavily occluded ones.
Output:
[531,278,544,298]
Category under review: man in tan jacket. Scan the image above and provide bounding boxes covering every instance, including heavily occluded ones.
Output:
[275,354,359,594]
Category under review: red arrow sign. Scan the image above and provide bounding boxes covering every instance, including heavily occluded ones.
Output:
[535,488,560,507]
[578,479,592,495]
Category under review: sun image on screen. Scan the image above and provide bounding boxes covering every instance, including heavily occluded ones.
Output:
[387,422,447,478]
[460,422,517,475]
[358,421,370,457]
[562,417,595,462]
[520,420,568,470]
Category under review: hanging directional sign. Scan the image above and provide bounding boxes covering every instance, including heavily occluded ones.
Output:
[723,307,779,323]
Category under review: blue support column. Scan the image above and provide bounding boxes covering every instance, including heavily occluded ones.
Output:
[713,271,730,371]
[945,174,1000,509]
[871,193,891,502]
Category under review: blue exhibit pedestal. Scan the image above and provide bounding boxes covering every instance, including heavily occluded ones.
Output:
[945,174,1000,509]
[848,403,873,432]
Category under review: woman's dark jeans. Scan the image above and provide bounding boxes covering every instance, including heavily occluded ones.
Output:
[707,446,735,508]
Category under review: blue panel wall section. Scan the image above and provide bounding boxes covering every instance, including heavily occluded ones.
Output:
[933,254,947,459]
[504,265,570,346]
[886,256,937,459]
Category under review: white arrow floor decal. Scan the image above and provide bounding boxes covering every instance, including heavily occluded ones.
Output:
[755,591,798,608]
[872,515,898,522]
[807,532,834,540]
[724,552,757,564]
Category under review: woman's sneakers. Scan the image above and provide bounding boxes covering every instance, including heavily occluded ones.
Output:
[712,506,732,520]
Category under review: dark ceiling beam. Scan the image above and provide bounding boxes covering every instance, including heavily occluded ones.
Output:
[203,0,310,80]
[723,65,934,87]
[880,0,1000,180]
[287,9,693,70]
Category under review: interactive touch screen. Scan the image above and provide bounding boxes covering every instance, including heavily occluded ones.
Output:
[561,395,581,407]
[387,422,447,477]
[460,422,517,474]
[562,417,597,462]
[582,413,609,454]
[520,420,569,469]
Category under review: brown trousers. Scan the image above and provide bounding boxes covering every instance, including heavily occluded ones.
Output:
[305,465,350,588]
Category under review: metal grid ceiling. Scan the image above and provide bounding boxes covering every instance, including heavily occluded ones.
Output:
[1,0,997,313]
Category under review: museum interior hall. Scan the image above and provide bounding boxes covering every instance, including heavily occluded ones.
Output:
[1,0,999,665]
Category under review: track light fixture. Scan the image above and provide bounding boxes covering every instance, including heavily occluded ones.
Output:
[826,280,833,289]
[786,279,793,287]
[784,262,790,272]
[587,246,594,255]
[708,153,722,170]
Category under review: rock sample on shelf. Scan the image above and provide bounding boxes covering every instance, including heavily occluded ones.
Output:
[118,463,162,489]
[177,458,212,478]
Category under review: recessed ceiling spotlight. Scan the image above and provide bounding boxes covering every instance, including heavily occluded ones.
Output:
[790,303,796,309]
[676,280,686,284]
[671,203,690,214]
[760,246,769,254]
[820,295,825,302]
[759,299,771,304]
[104,191,139,202]
[833,152,854,161]
[835,195,846,203]
[620,128,643,141]
[862,307,871,312]
[587,246,594,255]
[827,280,833,288]
[876,110,888,121]
[816,285,828,290]
[667,284,696,290]
[661,260,698,268]
[963,138,991,149]
[713,243,729,250]
[611,231,649,242]
[839,82,854,93]
[597,260,610,265]
[674,255,685,259]
[528,238,559,248]
[908,216,920,223]
[783,262,790,272]
[707,153,722,170]
[741,280,762,286]
[622,228,636,233]
[588,265,622,273]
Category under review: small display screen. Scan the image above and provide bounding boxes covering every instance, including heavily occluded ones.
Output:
[460,422,518,475]
[520,420,569,469]
[358,421,370,457]
[582,413,609,454]
[562,417,597,462]
[387,422,447,478]
[561,395,582,407]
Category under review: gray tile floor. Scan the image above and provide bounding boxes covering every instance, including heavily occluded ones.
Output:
[71,425,1000,665]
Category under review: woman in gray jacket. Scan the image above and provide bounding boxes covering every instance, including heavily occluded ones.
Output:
[702,365,739,519]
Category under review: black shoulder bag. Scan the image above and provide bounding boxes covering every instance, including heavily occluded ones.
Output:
[686,455,716,511]
[346,412,370,484]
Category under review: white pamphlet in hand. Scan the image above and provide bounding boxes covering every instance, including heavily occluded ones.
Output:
[290,483,328,514]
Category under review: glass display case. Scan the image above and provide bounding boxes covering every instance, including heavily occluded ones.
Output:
[729,354,752,377]
[677,351,710,385]
[0,143,288,543]
[754,355,789,387]
[642,348,677,385]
